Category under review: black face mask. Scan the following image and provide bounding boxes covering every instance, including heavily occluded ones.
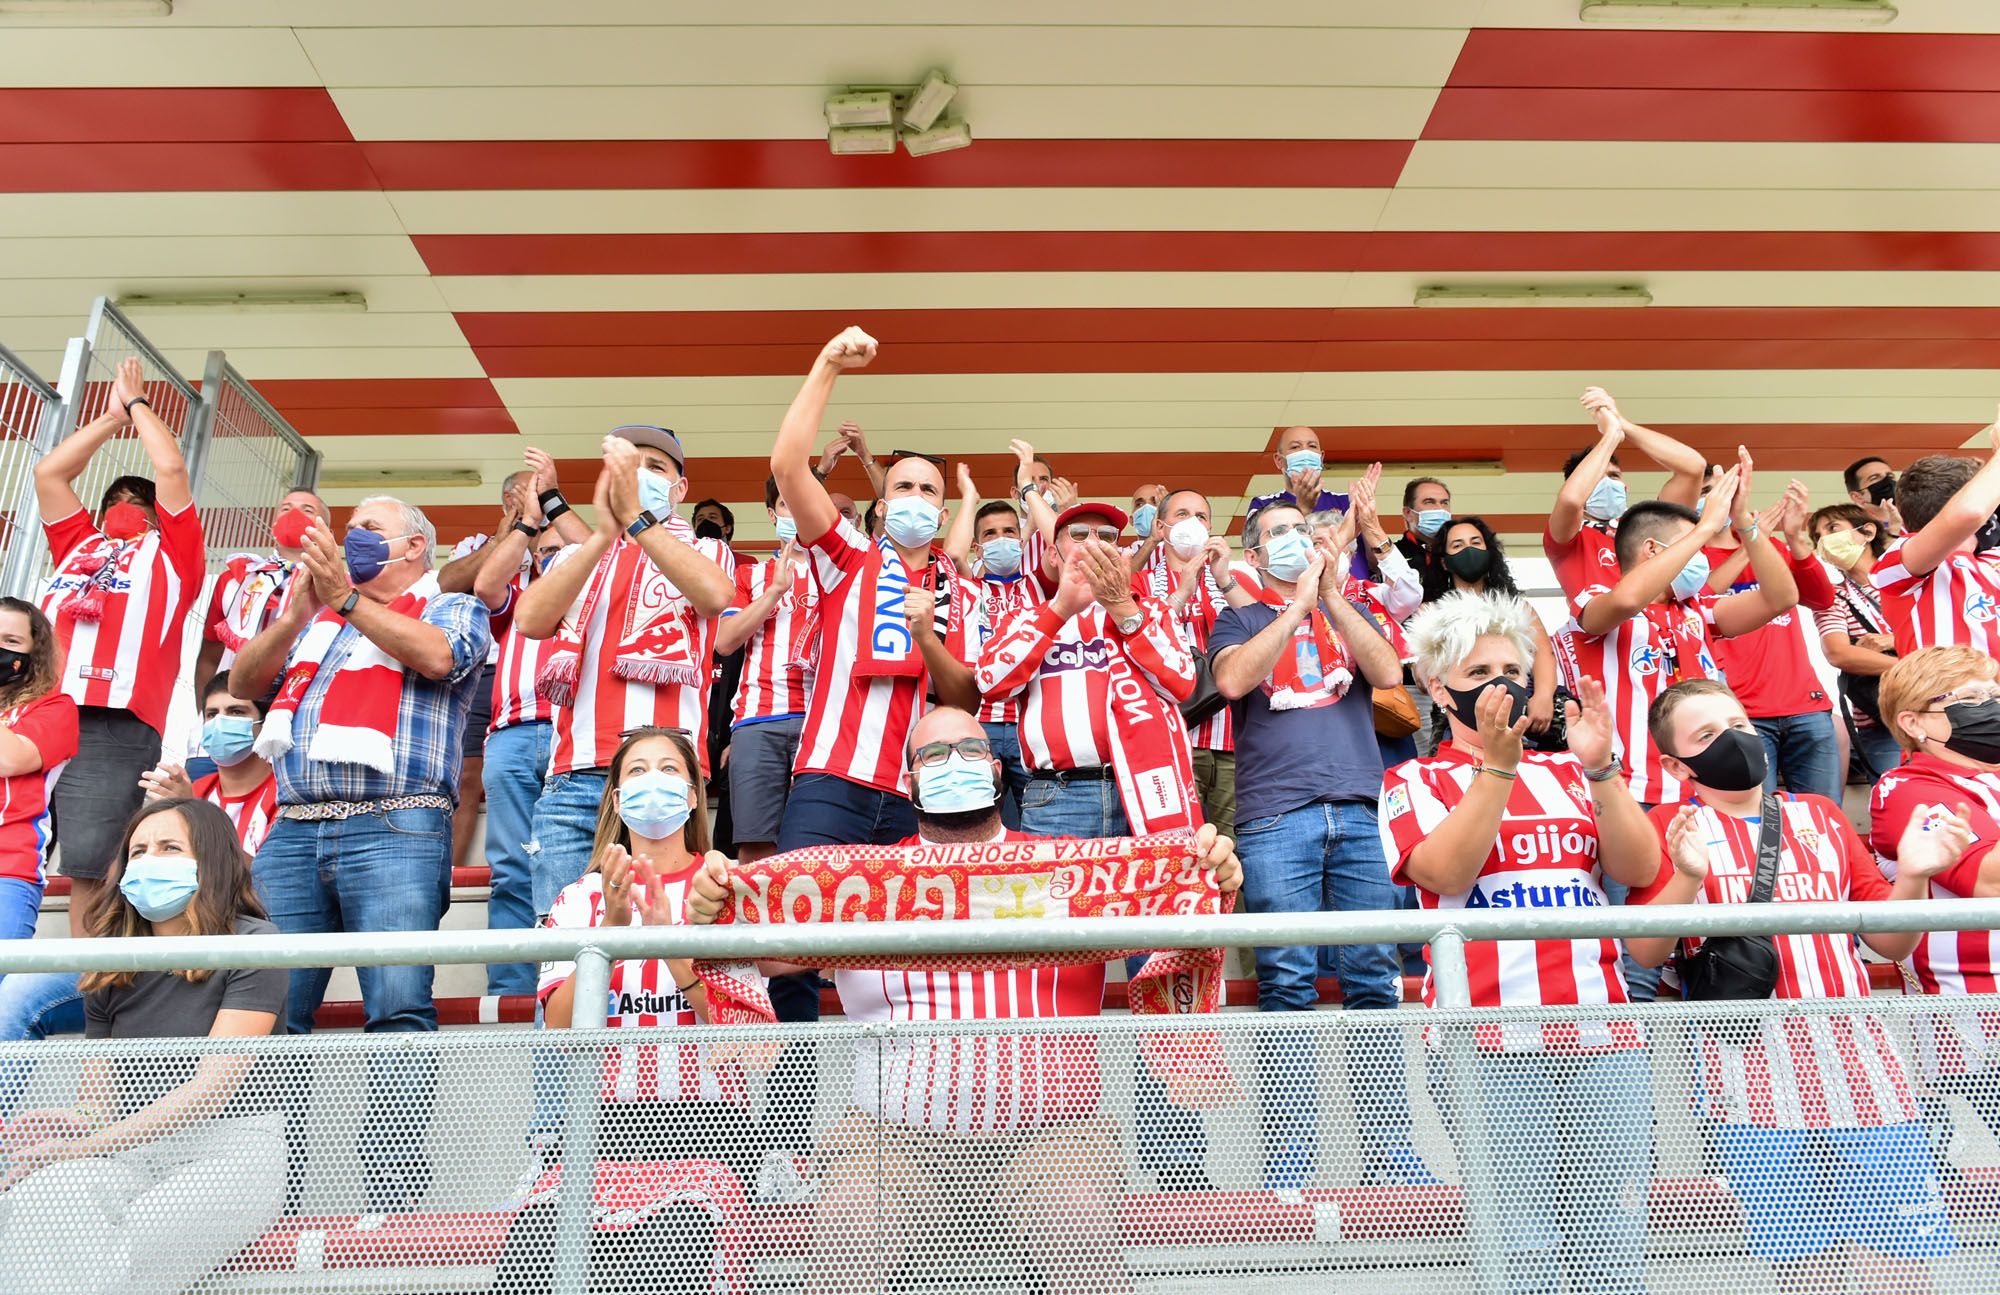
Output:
[1442,676,1530,729]
[1976,511,2000,554]
[693,519,727,541]
[0,647,28,686]
[1677,726,1768,792]
[1940,700,2000,764]
[1867,475,1897,506]
[1442,546,1493,584]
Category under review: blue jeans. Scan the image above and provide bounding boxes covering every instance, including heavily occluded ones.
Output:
[981,722,1031,832]
[0,876,39,942]
[482,720,552,996]
[1431,1048,1652,1294]
[775,772,916,851]
[1852,723,1904,784]
[1237,799,1416,1185]
[528,769,608,918]
[253,806,452,1210]
[0,971,85,1116]
[1018,774,1206,1179]
[1752,710,1842,804]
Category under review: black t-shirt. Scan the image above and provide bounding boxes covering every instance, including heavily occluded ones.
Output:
[85,915,288,1119]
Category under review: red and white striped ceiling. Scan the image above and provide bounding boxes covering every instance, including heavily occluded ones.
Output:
[4,1,1999,547]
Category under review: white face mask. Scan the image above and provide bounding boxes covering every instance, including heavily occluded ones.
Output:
[1166,517,1210,559]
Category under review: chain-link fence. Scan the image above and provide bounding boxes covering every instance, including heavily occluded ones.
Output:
[0,998,1995,1295]
[0,344,61,596]
[189,352,321,561]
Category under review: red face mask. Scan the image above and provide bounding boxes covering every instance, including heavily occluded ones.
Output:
[101,502,150,540]
[272,508,314,549]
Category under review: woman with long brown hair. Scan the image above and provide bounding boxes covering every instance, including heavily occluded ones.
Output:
[0,797,286,1295]
[0,595,78,946]
[497,725,762,1295]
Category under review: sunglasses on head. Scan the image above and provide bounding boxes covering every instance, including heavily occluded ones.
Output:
[891,450,947,470]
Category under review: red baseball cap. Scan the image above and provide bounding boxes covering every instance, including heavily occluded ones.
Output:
[1052,502,1130,534]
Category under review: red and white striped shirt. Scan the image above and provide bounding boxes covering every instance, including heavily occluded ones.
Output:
[0,694,76,887]
[724,556,816,725]
[836,829,1106,1135]
[794,520,984,797]
[1543,522,1621,601]
[192,770,278,856]
[546,521,732,779]
[38,502,205,734]
[1639,796,1920,1129]
[1869,752,2000,1079]
[539,861,752,1106]
[1553,587,1724,806]
[488,570,556,735]
[1382,744,1637,1053]
[974,573,1045,726]
[1134,552,1231,752]
[202,552,297,671]
[976,598,1195,774]
[1870,536,2000,658]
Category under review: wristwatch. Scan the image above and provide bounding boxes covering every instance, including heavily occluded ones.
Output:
[335,589,361,618]
[1115,610,1143,634]
[625,512,658,538]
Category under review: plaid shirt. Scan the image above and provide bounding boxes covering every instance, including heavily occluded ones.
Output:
[273,592,492,807]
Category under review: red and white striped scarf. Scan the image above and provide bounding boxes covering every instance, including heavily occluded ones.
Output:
[692,832,1235,1109]
[1246,579,1354,710]
[538,524,707,707]
[255,573,437,775]
[213,555,297,652]
[852,538,958,677]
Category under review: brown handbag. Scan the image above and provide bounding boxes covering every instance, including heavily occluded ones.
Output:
[1371,684,1421,739]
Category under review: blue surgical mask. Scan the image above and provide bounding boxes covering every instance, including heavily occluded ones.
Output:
[343,529,415,585]
[537,551,561,575]
[119,854,200,923]
[202,716,258,768]
[883,497,942,549]
[981,537,1022,577]
[616,769,692,840]
[914,753,999,814]
[1586,477,1628,522]
[773,515,798,544]
[1670,551,1712,601]
[1284,450,1322,478]
[638,470,679,521]
[1260,529,1313,583]
[1132,504,1158,538]
[1414,508,1451,537]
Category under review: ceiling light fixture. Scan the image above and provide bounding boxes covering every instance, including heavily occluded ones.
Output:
[823,90,895,128]
[116,290,368,314]
[902,118,972,157]
[901,69,958,133]
[0,0,172,12]
[827,125,897,155]
[1580,0,1896,24]
[1415,284,1654,309]
[320,467,483,490]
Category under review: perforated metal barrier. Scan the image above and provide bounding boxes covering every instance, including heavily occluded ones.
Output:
[190,352,320,559]
[1,905,1998,1295]
[0,1000,1995,1295]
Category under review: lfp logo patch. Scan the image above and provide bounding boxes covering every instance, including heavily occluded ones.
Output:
[1384,785,1411,820]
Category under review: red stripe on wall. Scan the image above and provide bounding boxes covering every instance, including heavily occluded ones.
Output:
[416,230,2000,276]
[0,142,380,192]
[250,379,508,410]
[1277,424,1980,472]
[359,138,1412,190]
[1445,30,2000,93]
[1423,87,2000,143]
[0,89,354,144]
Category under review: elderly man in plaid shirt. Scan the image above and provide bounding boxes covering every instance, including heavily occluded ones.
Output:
[230,493,491,1214]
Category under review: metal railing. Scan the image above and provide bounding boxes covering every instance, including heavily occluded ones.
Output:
[3,904,1999,1295]
[0,345,62,596]
[0,298,322,600]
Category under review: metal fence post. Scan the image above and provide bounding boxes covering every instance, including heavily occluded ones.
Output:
[183,350,224,496]
[551,947,611,1295]
[0,335,87,602]
[1429,927,1509,1294]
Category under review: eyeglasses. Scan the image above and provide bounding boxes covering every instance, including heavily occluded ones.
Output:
[1255,521,1311,546]
[1062,525,1121,545]
[891,450,946,469]
[910,737,992,767]
[1925,685,2000,711]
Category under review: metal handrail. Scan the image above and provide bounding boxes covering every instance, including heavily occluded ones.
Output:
[0,342,59,402]
[7,898,1997,976]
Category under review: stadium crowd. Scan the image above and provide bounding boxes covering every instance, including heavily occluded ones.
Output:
[0,332,1996,1293]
